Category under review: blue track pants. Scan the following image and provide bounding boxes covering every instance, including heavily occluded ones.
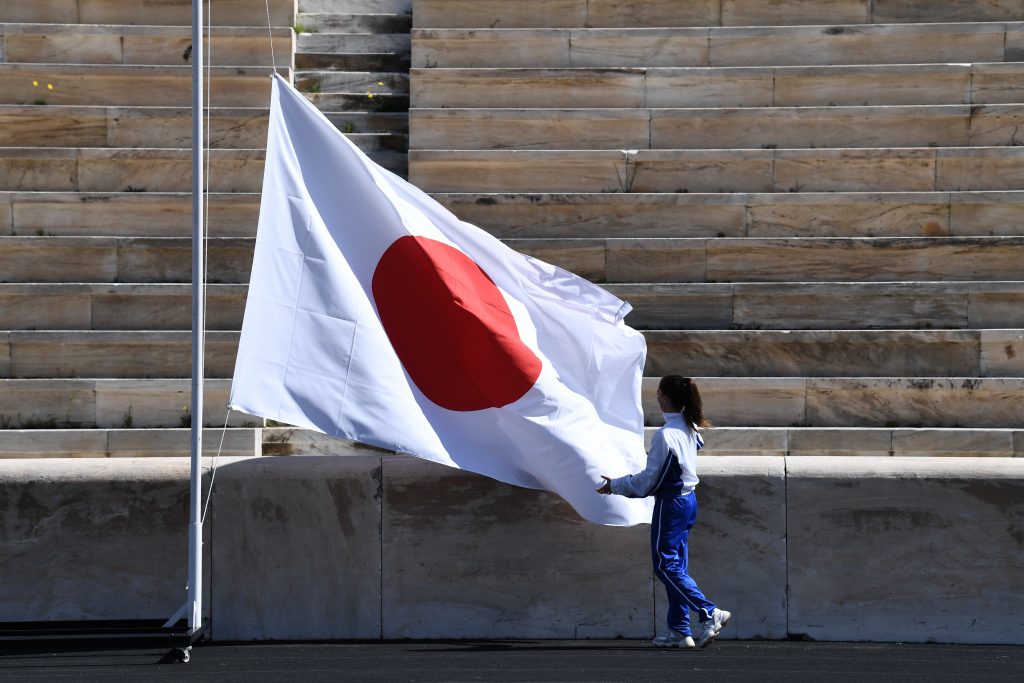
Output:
[651,492,717,636]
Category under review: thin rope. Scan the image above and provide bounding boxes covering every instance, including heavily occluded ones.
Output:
[203,0,212,315]
[264,0,278,73]
[201,408,232,524]
[199,0,219,528]
[198,0,275,526]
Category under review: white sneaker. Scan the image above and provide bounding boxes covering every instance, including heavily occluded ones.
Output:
[697,609,731,648]
[652,630,695,648]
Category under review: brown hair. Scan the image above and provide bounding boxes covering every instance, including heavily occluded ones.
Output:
[659,375,712,431]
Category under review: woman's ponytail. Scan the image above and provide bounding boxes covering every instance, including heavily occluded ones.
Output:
[659,375,712,431]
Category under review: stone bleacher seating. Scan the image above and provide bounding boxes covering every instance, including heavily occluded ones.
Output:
[408,0,1024,456]
[0,0,1021,459]
[0,0,295,457]
[294,0,411,175]
[2,0,1023,645]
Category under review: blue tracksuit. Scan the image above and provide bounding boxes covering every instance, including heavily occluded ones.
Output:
[609,412,717,636]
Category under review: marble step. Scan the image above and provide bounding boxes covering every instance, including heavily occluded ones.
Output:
[3,280,1019,332]
[638,377,1024,429]
[323,111,409,134]
[432,191,1024,239]
[0,0,295,26]
[2,331,239,378]
[502,236,1024,284]
[0,236,256,284]
[297,32,410,54]
[0,104,269,149]
[0,375,1020,429]
[301,0,410,14]
[410,147,1024,193]
[412,0,1024,29]
[0,378,244,428]
[1,280,1020,332]
[296,13,412,34]
[0,191,261,238]
[0,105,404,147]
[606,282,1024,331]
[296,70,409,94]
[0,140,407,192]
[0,148,267,193]
[411,23,1020,69]
[261,425,1024,458]
[10,190,1019,241]
[411,63,1024,109]
[675,427,1024,457]
[0,24,293,67]
[1,423,1019,459]
[306,91,409,113]
[5,326,1021,378]
[2,235,1021,284]
[0,284,248,331]
[296,52,411,71]
[0,428,262,458]
[408,105,1024,151]
[639,329,1024,378]
[0,64,285,108]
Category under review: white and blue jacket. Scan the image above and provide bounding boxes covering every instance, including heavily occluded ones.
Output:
[609,412,704,498]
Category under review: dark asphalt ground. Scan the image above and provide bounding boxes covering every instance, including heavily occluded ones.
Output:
[1,640,1023,682]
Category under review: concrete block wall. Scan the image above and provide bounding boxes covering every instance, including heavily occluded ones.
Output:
[0,458,210,622]
[3,454,1021,644]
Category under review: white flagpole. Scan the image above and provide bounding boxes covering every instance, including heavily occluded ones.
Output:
[187,0,205,634]
[162,0,204,636]
[161,0,206,635]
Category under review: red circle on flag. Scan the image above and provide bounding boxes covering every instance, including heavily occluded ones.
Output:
[371,235,542,411]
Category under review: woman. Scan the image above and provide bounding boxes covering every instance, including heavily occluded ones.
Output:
[597,375,731,649]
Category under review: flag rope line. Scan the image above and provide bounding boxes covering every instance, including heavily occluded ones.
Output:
[264,0,278,73]
[200,0,226,529]
[203,0,211,338]
[201,408,232,525]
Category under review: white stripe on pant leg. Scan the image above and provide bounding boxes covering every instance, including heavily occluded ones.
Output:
[654,497,714,620]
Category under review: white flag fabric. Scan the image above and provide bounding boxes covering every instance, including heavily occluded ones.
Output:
[230,74,653,525]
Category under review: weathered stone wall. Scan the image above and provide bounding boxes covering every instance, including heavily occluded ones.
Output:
[0,458,209,621]
[1,455,1021,643]
[787,457,1024,645]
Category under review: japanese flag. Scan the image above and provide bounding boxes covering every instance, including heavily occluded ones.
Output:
[229,74,652,525]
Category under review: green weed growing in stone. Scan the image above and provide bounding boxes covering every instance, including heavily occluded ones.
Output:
[614,150,638,192]
[31,78,54,106]
[22,416,58,429]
